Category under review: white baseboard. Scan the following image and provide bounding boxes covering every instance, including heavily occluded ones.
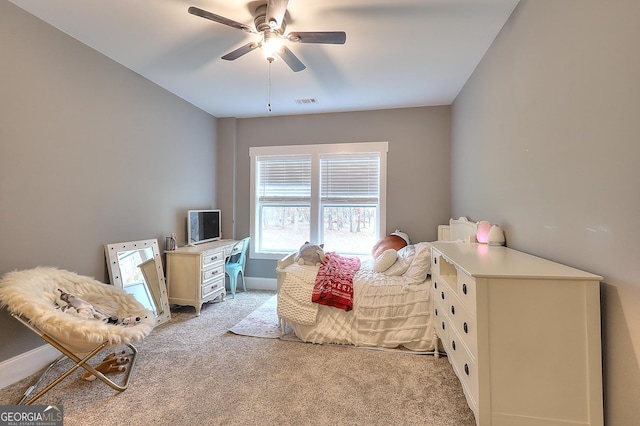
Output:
[245,277,277,291]
[0,344,60,390]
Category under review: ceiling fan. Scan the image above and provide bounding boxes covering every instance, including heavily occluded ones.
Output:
[188,1,346,72]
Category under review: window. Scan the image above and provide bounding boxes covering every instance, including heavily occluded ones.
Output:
[250,142,388,259]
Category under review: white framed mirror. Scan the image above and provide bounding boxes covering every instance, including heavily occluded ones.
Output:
[105,238,171,327]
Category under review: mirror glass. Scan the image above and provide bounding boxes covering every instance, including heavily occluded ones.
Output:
[105,238,171,326]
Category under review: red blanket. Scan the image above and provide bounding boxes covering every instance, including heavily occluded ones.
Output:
[311,252,361,311]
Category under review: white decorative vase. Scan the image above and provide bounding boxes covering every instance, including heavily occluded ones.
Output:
[487,225,506,246]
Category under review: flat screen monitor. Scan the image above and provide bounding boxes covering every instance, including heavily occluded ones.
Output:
[187,209,221,245]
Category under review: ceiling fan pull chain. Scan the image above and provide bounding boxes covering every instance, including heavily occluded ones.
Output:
[268,61,272,113]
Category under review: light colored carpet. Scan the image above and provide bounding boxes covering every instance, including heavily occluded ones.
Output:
[0,291,476,426]
[229,295,280,338]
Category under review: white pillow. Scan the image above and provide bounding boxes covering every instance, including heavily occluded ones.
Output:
[384,245,415,276]
[373,249,398,272]
[403,242,432,283]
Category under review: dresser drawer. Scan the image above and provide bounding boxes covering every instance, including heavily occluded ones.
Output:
[433,288,448,329]
[201,278,224,299]
[432,250,458,288]
[433,277,451,306]
[431,250,440,275]
[201,263,224,283]
[446,290,477,358]
[436,312,450,351]
[201,249,224,269]
[447,334,479,412]
[455,270,476,316]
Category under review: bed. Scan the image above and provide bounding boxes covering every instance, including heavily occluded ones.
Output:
[276,217,479,352]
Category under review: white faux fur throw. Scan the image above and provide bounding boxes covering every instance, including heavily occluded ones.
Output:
[0,267,155,354]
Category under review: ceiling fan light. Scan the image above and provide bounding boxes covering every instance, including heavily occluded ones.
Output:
[262,37,282,61]
[188,4,342,73]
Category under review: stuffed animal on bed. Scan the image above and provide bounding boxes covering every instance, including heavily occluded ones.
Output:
[294,242,326,266]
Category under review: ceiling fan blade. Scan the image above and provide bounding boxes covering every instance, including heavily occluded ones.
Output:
[266,0,289,29]
[287,31,346,44]
[277,46,306,72]
[221,42,259,61]
[188,6,254,33]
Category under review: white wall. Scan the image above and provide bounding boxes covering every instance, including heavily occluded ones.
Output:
[452,1,640,424]
[0,2,217,361]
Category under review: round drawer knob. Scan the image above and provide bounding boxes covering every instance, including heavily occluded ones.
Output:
[451,305,455,315]
[464,364,470,375]
[463,322,468,334]
[462,283,468,295]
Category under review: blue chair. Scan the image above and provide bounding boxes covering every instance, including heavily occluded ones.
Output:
[225,237,250,297]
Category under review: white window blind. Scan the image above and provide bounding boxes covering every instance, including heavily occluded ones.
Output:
[320,154,380,204]
[249,142,388,259]
[257,155,311,202]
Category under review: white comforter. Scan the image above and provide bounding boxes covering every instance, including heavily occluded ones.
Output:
[277,259,436,351]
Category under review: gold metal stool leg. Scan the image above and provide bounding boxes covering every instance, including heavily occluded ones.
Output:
[12,313,140,405]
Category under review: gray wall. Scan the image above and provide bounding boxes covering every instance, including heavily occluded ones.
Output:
[218,107,452,278]
[451,0,640,424]
[9,2,631,421]
[0,2,217,360]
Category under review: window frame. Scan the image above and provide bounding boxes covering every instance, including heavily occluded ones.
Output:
[249,142,388,260]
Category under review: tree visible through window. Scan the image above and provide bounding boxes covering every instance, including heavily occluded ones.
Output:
[250,142,388,259]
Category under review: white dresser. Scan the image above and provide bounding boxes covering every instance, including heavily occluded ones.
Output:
[165,240,237,316]
[430,242,603,426]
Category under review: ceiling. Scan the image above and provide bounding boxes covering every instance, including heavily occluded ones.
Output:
[10,0,520,118]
